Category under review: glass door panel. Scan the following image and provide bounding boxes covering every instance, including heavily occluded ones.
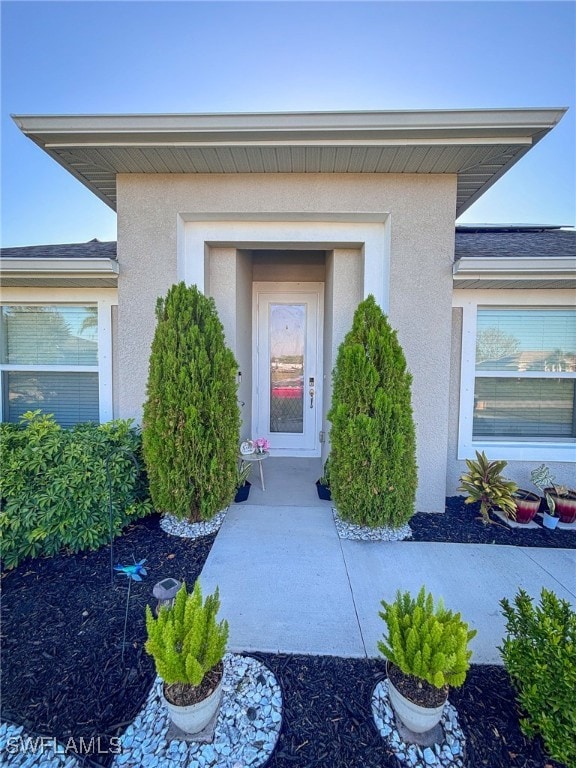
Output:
[269,303,305,434]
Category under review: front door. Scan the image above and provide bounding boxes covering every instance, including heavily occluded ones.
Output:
[253,283,323,457]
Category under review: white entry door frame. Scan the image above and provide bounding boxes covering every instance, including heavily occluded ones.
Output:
[253,282,324,457]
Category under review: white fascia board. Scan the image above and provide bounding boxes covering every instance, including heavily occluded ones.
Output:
[453,256,576,280]
[1,258,119,276]
[13,108,567,145]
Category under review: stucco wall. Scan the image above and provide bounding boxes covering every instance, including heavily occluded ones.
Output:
[116,171,457,512]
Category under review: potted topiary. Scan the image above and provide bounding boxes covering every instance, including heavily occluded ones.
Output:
[316,458,331,500]
[458,450,518,524]
[143,283,241,523]
[378,587,476,734]
[145,581,229,735]
[327,295,417,529]
[234,461,252,503]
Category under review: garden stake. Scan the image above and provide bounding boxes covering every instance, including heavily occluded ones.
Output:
[106,447,140,585]
[114,559,147,661]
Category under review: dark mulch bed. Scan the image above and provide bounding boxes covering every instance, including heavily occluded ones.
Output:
[0,513,214,765]
[1,505,569,767]
[411,496,576,548]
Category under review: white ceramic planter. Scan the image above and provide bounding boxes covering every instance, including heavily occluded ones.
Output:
[542,512,559,530]
[388,676,446,734]
[162,676,223,734]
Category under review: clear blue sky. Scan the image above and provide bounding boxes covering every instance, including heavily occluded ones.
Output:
[1,1,574,247]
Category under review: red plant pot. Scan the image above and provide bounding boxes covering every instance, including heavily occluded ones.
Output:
[513,490,541,524]
[554,494,576,524]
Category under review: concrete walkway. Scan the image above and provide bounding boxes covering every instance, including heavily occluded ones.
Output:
[199,503,576,665]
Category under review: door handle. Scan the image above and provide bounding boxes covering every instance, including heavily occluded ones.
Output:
[309,388,315,408]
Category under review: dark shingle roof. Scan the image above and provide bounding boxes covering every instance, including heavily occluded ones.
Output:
[455,226,575,259]
[2,229,574,262]
[0,239,117,260]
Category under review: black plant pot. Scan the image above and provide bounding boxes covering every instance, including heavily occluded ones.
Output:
[316,481,332,501]
[234,481,251,503]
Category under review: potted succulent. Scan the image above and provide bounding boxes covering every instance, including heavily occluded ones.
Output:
[512,489,541,524]
[234,461,252,503]
[530,465,559,529]
[378,587,476,734]
[145,581,229,735]
[316,458,332,500]
[458,450,518,524]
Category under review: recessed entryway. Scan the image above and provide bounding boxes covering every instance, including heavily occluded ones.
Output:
[237,457,324,506]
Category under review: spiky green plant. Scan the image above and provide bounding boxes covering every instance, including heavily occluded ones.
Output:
[327,295,417,528]
[142,282,241,521]
[378,587,476,689]
[145,581,228,687]
[458,450,518,524]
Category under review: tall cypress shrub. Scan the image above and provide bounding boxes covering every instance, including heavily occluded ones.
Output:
[143,283,240,522]
[327,295,417,528]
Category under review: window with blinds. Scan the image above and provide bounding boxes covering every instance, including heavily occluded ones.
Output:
[473,308,576,441]
[1,305,100,427]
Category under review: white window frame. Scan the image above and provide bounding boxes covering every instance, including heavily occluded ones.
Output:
[0,288,116,424]
[454,289,576,462]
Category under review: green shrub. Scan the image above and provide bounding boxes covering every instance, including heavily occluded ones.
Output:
[458,450,518,524]
[327,295,417,527]
[378,586,476,689]
[145,581,228,687]
[143,283,241,522]
[0,411,152,571]
[499,588,576,766]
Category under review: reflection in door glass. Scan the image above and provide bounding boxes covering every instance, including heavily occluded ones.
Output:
[270,304,304,433]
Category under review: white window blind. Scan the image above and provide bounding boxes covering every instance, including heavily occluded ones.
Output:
[473,308,576,441]
[1,305,100,427]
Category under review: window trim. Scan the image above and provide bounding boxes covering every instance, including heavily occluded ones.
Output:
[454,290,576,462]
[0,288,116,424]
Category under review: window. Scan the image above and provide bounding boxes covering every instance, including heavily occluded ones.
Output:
[457,298,576,462]
[1,305,102,427]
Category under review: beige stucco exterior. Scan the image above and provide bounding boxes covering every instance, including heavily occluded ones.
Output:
[116,171,457,513]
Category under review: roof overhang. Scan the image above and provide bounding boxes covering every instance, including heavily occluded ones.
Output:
[12,108,567,217]
[453,255,576,289]
[1,257,119,287]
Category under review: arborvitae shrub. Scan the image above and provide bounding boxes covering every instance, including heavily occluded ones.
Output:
[327,295,417,527]
[143,283,240,521]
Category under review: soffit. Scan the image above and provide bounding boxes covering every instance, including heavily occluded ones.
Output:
[13,109,567,217]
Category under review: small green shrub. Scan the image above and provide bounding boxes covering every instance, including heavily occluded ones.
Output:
[327,295,417,528]
[499,588,576,766]
[145,581,228,687]
[458,450,518,523]
[0,411,152,570]
[378,586,476,689]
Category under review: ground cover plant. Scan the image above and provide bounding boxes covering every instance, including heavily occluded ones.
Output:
[1,502,571,768]
[143,282,241,522]
[0,412,152,570]
[328,295,417,528]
